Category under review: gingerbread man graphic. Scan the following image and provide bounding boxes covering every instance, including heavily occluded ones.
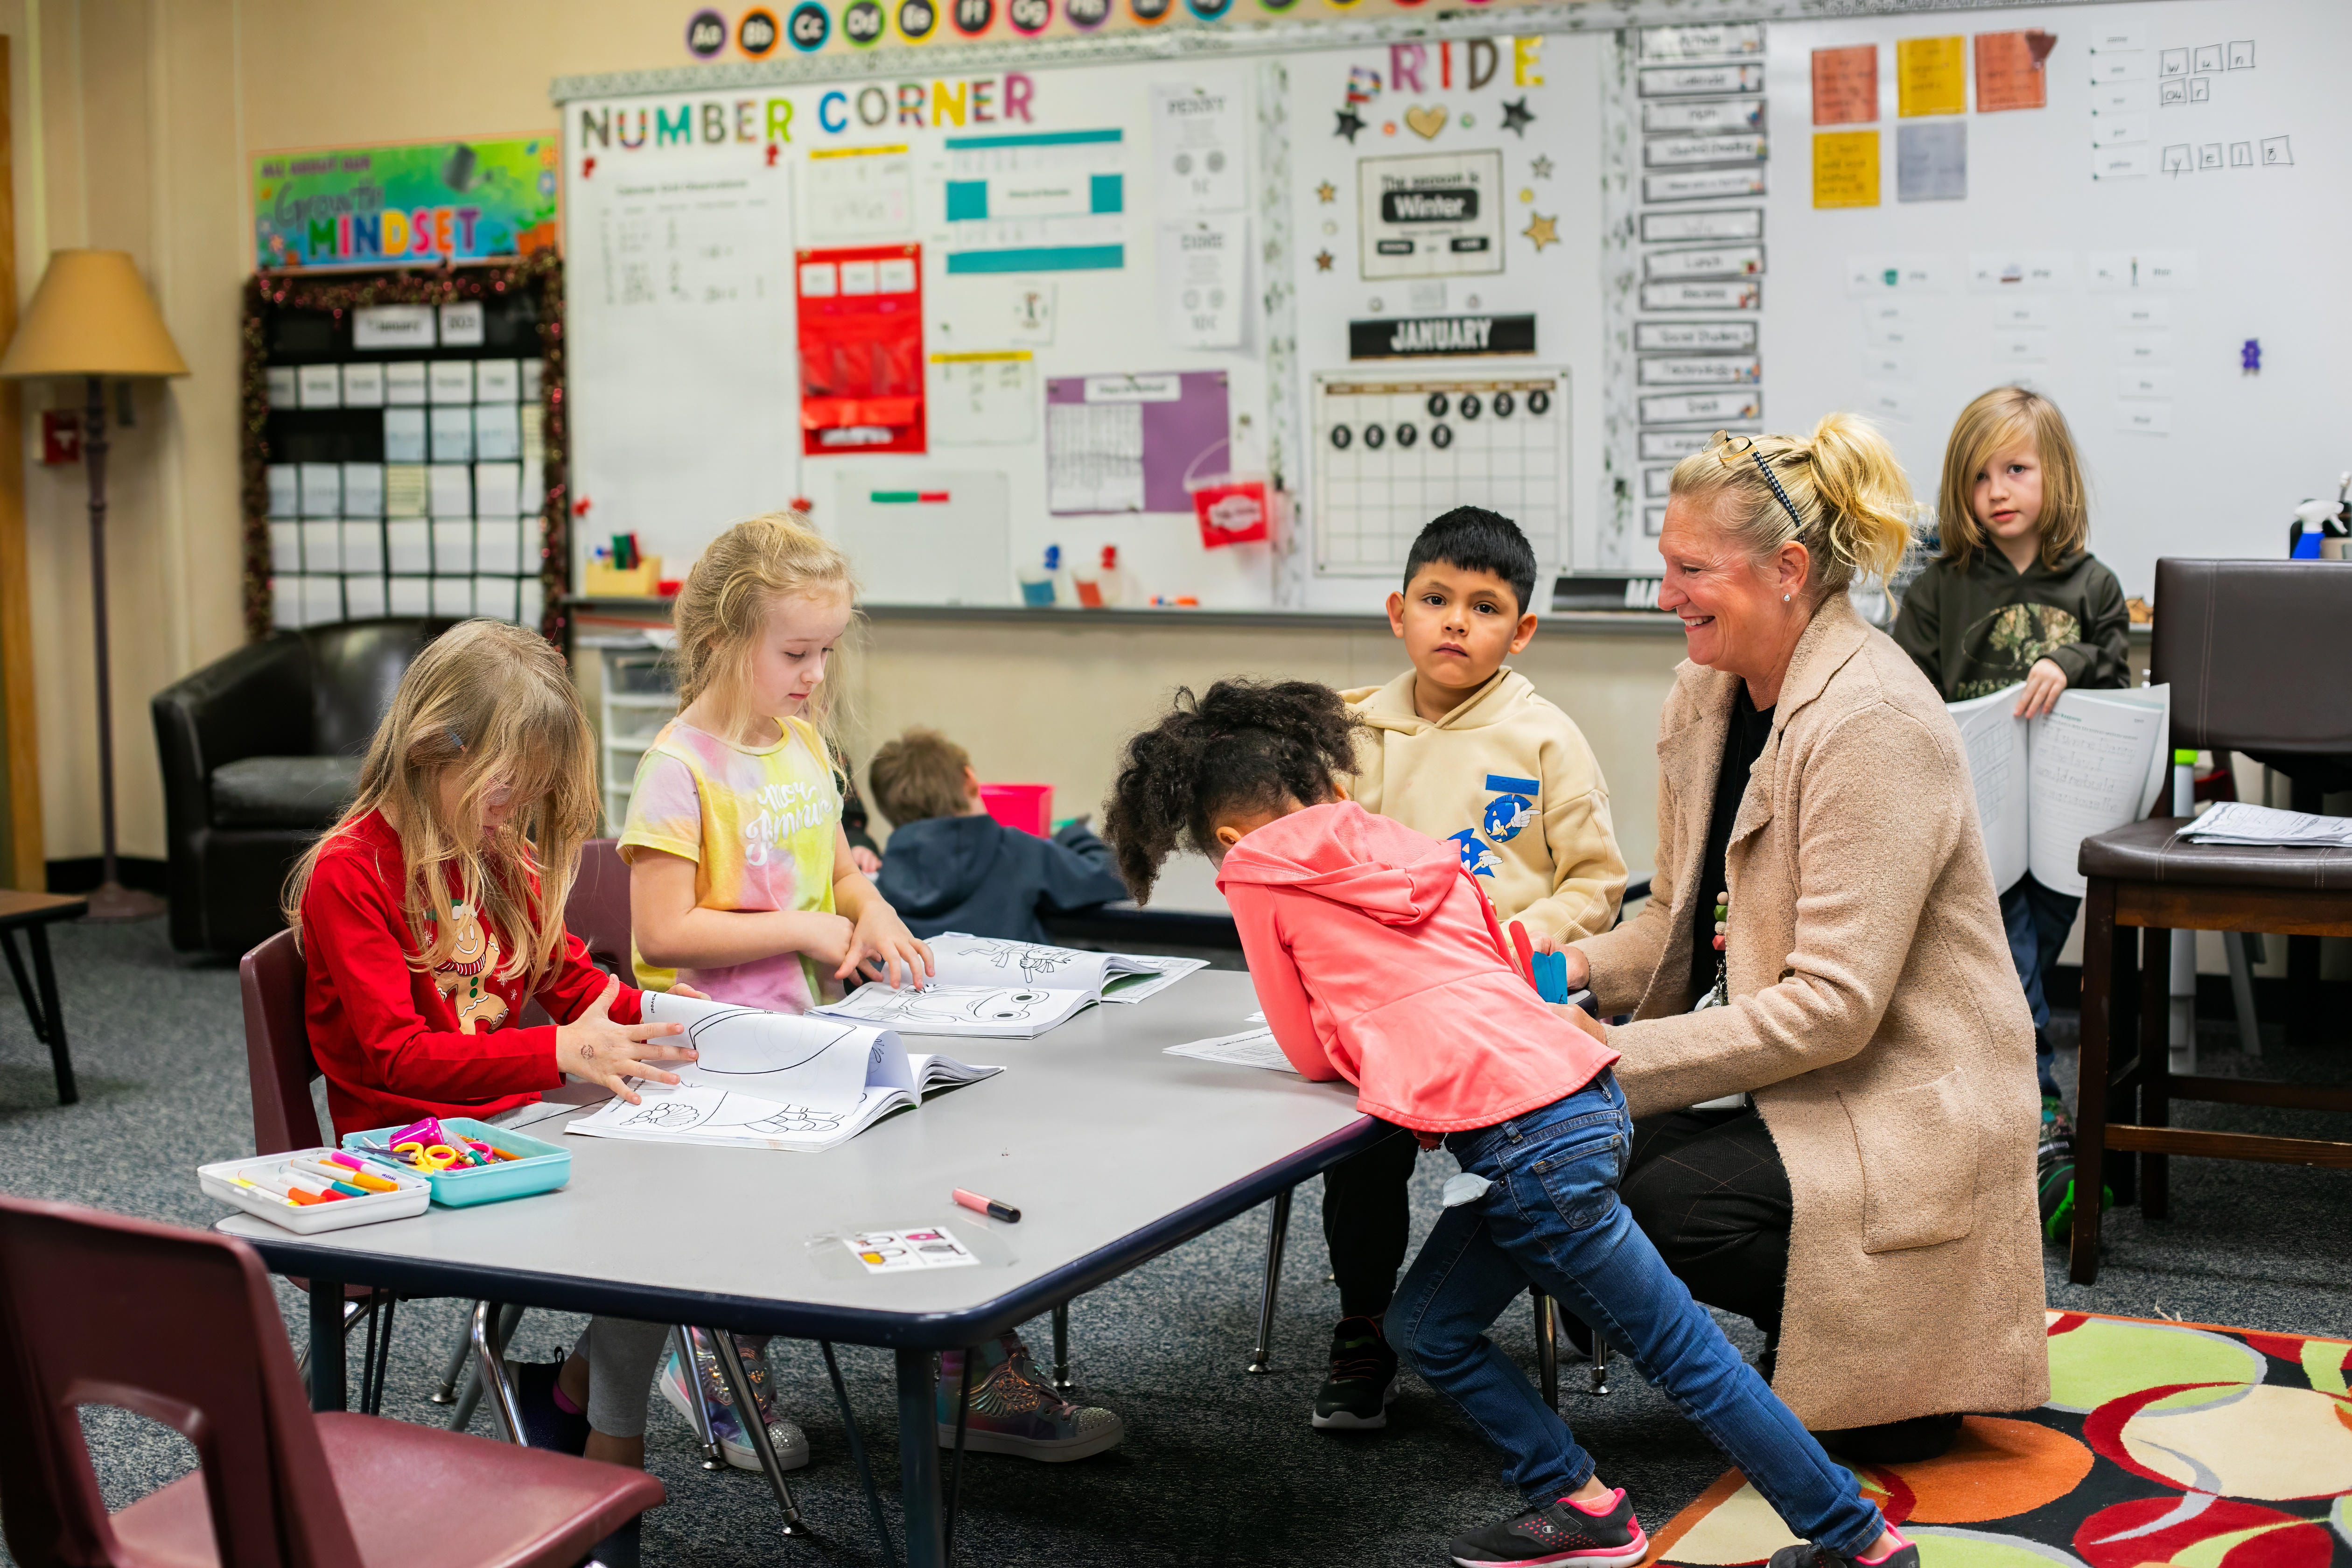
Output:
[434,901,509,1034]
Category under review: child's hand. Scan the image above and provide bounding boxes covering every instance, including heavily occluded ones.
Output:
[1551,1002,1608,1043]
[1528,940,1591,989]
[557,977,698,1104]
[849,846,883,877]
[670,982,710,1000]
[841,902,935,990]
[2013,658,2069,719]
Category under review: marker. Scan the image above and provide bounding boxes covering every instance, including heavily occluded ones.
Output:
[285,1162,368,1198]
[232,1176,301,1208]
[951,1188,1021,1224]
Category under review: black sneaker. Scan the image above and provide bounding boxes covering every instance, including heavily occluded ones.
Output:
[1766,1540,1919,1568]
[1451,1486,1648,1568]
[505,1356,589,1456]
[2037,1097,2111,1244]
[1311,1315,1399,1430]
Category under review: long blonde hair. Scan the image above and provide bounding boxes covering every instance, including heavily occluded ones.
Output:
[671,511,861,747]
[1669,413,1914,601]
[1936,387,2089,570]
[283,620,599,990]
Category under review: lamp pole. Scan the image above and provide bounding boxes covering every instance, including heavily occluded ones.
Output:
[79,372,158,921]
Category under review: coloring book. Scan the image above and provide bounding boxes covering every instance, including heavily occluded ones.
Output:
[805,934,1209,1039]
[566,991,1000,1151]
[1947,683,2170,898]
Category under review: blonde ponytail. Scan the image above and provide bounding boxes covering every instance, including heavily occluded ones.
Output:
[1667,413,1914,600]
[671,511,861,746]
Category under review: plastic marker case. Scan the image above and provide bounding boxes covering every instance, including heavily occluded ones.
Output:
[198,1148,432,1234]
[342,1117,570,1207]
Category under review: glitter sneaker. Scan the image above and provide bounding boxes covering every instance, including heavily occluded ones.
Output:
[936,1333,1124,1462]
[659,1329,810,1472]
[1450,1486,1649,1568]
[1312,1315,1400,1430]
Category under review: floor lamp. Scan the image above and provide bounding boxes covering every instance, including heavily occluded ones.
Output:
[0,251,189,921]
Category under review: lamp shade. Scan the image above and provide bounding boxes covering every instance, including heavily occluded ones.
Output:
[0,250,189,379]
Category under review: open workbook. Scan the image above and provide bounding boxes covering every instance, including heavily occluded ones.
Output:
[805,933,1209,1039]
[1948,682,2171,898]
[567,992,1000,1151]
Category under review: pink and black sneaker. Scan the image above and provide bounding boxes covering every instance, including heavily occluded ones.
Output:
[1450,1485,1648,1568]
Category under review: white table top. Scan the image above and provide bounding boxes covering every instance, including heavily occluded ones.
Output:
[219,971,1370,1346]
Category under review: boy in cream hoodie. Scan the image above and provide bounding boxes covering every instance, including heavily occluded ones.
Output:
[1310,505,1627,1435]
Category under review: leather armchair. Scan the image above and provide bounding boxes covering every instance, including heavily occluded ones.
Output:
[151,618,455,956]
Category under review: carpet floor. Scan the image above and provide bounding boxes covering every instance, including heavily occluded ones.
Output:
[0,919,2345,1567]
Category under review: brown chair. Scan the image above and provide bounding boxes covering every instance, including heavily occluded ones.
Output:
[0,1194,660,1568]
[2069,559,2352,1285]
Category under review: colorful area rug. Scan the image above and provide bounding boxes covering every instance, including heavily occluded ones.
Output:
[1646,1312,2352,1568]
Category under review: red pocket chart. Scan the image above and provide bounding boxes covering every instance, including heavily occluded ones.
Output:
[797,243,926,457]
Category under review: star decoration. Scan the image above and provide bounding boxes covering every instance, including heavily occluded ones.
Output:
[1522,212,1560,251]
[1335,106,1365,142]
[1315,249,1334,272]
[1501,96,1537,136]
[1316,181,1337,203]
[1530,154,1555,180]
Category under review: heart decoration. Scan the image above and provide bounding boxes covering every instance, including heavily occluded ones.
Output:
[1404,104,1448,140]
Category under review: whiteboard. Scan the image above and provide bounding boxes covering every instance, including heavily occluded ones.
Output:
[1740,0,2350,595]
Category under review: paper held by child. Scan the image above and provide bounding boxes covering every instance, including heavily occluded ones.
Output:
[917,932,1208,1003]
[1947,683,2171,897]
[567,991,1001,1150]
[807,933,1209,1038]
[1163,1027,1298,1075]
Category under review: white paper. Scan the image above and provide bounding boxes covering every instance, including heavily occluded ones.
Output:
[340,520,384,575]
[438,301,485,347]
[386,519,432,574]
[265,366,300,409]
[473,462,521,517]
[432,521,475,574]
[387,574,431,615]
[518,578,543,629]
[339,362,385,407]
[845,1227,981,1274]
[471,575,518,622]
[298,463,341,518]
[429,405,475,462]
[384,465,427,519]
[427,464,472,518]
[804,147,915,243]
[474,518,524,575]
[296,364,342,409]
[2028,690,2170,896]
[353,304,435,351]
[1157,217,1246,350]
[473,359,520,402]
[2185,802,2352,847]
[383,407,428,463]
[930,353,1038,447]
[1949,689,2032,892]
[428,361,476,403]
[384,362,428,405]
[1163,1028,1297,1074]
[519,404,547,462]
[520,360,544,403]
[1152,81,1246,215]
[812,982,1094,1039]
[340,463,385,518]
[1047,402,1144,513]
[266,464,300,518]
[1358,150,1505,280]
[430,576,473,617]
[299,520,342,575]
[271,578,301,629]
[473,402,521,461]
[268,520,301,573]
[343,574,387,619]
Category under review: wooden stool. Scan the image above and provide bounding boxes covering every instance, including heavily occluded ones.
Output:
[2070,818,2352,1285]
[0,890,89,1105]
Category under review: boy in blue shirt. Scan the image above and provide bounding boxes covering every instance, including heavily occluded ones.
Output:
[870,728,1129,942]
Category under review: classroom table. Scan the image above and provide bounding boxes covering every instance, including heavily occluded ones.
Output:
[216,970,1375,1567]
[0,889,88,1105]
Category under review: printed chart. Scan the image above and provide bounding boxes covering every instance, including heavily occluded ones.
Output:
[1312,369,1569,577]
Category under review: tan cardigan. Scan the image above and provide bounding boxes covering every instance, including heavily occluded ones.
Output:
[1575,598,2050,1429]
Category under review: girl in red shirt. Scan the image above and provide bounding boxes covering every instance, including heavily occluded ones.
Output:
[286,621,698,1561]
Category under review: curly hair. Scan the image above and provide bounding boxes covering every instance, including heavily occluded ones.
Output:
[1101,679,1364,902]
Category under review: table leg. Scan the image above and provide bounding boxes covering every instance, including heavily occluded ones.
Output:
[897,1345,947,1568]
[2140,920,2173,1221]
[709,1328,807,1533]
[2071,881,2120,1285]
[1533,1288,1558,1411]
[309,1283,347,1413]
[27,924,76,1105]
[1,929,42,1041]
[1246,1187,1291,1375]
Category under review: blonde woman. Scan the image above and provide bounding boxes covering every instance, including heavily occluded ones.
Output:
[619,512,1127,1469]
[1549,416,2049,1464]
[289,619,702,1566]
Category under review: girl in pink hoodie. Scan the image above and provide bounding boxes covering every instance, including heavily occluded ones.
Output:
[1105,680,1907,1568]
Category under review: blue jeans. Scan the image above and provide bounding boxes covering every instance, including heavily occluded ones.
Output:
[1393,1071,1886,1557]
[2002,873,2079,1100]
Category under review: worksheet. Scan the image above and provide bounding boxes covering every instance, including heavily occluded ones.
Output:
[1949,684,2171,896]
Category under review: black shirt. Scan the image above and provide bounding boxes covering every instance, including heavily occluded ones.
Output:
[1691,685,1775,1005]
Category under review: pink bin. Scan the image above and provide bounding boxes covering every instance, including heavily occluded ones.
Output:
[978,783,1053,837]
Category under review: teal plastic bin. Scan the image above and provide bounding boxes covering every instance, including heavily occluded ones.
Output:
[341,1116,571,1207]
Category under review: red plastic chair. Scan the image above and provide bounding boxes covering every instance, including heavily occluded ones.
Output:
[0,1194,661,1568]
[567,840,635,980]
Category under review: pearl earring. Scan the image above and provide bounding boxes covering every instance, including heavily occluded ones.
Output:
[1782,593,1791,602]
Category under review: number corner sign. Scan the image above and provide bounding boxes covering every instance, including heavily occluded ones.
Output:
[676,0,1576,54]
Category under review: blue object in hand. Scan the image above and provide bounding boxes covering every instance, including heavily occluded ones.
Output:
[1530,949,1570,1005]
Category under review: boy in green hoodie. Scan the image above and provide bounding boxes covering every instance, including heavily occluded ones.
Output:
[1307,506,1627,1435]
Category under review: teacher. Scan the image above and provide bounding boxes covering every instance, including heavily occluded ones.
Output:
[1554,415,2049,1461]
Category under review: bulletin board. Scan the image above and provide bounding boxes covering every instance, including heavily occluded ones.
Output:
[558,0,2352,611]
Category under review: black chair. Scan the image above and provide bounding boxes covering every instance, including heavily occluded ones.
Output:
[151,618,456,956]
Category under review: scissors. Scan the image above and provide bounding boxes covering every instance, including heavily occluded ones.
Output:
[404,1142,463,1172]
